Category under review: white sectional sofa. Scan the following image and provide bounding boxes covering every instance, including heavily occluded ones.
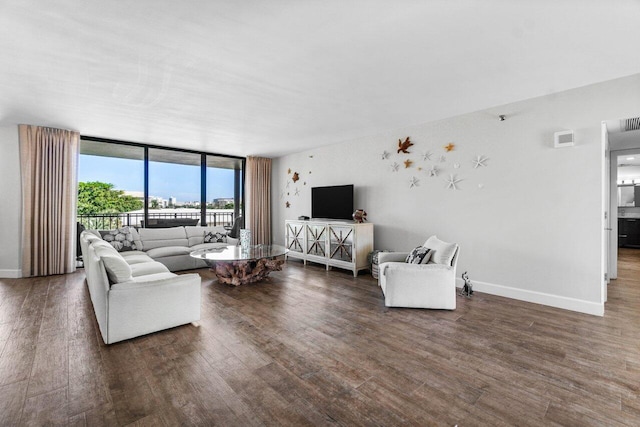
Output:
[79,225,237,344]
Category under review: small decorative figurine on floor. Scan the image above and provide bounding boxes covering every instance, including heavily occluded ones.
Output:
[460,271,473,297]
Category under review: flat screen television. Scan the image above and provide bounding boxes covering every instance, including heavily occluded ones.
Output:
[311,184,354,220]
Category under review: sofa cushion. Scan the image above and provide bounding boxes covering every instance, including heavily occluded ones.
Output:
[92,244,133,284]
[189,242,229,252]
[120,253,155,265]
[130,261,170,277]
[138,227,188,250]
[423,236,458,266]
[110,271,177,288]
[185,226,227,246]
[405,246,433,264]
[145,246,193,259]
[99,227,140,252]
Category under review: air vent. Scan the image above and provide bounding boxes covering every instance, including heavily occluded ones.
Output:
[623,117,640,132]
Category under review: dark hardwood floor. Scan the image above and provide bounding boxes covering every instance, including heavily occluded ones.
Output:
[1,252,640,426]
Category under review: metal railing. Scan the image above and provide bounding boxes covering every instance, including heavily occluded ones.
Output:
[78,211,235,230]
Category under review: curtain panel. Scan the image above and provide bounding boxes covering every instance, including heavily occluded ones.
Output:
[19,124,79,277]
[246,156,272,245]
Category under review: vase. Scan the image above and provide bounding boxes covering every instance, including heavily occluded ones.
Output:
[240,229,252,248]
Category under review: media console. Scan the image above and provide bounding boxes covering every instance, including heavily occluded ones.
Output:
[285,219,374,277]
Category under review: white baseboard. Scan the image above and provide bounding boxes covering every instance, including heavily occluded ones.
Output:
[0,269,23,279]
[456,278,604,317]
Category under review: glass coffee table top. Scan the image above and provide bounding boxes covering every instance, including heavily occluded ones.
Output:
[190,244,288,262]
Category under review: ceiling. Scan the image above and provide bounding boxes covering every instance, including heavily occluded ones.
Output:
[2,1,640,158]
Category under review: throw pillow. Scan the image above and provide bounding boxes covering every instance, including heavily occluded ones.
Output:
[99,227,138,252]
[93,244,133,284]
[204,231,227,243]
[423,235,458,266]
[405,246,433,264]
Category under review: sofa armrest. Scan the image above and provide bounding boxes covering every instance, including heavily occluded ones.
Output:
[377,252,409,264]
[107,273,202,344]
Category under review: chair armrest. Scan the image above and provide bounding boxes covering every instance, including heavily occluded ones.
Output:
[110,273,200,291]
[377,252,409,264]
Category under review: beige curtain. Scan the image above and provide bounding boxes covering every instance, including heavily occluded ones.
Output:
[19,124,79,277]
[246,156,272,245]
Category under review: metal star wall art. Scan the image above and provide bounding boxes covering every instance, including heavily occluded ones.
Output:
[285,181,290,188]
[404,159,413,168]
[381,151,390,160]
[390,162,400,172]
[422,151,432,161]
[439,155,447,163]
[428,165,439,177]
[409,176,419,188]
[473,155,489,168]
[294,188,300,196]
[445,174,462,190]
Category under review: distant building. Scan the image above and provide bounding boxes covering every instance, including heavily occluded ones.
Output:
[213,197,234,208]
[169,197,177,206]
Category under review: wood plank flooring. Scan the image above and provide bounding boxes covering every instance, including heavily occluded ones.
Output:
[1,251,640,426]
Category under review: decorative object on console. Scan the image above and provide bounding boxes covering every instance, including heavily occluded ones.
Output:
[204,231,227,243]
[99,227,139,252]
[444,142,455,152]
[240,229,252,247]
[460,271,474,297]
[397,137,413,153]
[352,209,367,223]
[405,246,432,264]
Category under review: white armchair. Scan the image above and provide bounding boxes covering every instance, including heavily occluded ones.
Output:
[378,236,459,309]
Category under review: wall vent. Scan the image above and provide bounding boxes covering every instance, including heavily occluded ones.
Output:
[623,117,640,132]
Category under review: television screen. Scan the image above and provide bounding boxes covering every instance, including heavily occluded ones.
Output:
[311,184,354,220]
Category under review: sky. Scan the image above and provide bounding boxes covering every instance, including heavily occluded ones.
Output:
[78,154,236,202]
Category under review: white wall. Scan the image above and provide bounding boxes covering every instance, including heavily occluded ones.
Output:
[0,125,22,277]
[272,73,640,316]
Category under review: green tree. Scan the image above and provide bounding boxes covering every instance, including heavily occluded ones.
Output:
[224,202,235,209]
[77,181,143,215]
[150,199,159,209]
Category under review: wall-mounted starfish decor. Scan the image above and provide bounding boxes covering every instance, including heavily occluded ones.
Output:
[439,155,447,163]
[287,168,291,174]
[428,165,439,177]
[292,172,300,183]
[473,155,489,168]
[444,143,455,152]
[381,151,390,160]
[286,201,291,208]
[397,137,413,153]
[294,188,300,196]
[422,151,432,161]
[404,159,413,168]
[390,162,400,172]
[445,174,462,190]
[409,176,419,188]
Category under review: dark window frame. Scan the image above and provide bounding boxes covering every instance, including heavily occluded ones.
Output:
[80,135,245,227]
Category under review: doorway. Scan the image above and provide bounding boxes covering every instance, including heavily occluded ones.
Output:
[606,117,640,291]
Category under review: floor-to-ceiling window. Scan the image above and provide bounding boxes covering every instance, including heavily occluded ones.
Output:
[77,137,244,229]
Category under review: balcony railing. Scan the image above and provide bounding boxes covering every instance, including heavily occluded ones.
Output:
[78,210,235,230]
